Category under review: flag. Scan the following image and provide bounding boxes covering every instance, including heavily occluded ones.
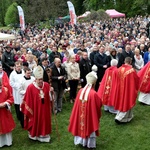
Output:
[67,1,76,25]
[17,6,25,30]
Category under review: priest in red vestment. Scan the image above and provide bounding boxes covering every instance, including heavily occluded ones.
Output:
[0,63,12,93]
[0,78,15,147]
[68,69,102,149]
[114,57,139,123]
[21,66,52,142]
[97,59,118,114]
[138,61,150,105]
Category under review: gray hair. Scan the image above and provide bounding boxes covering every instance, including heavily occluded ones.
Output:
[111,59,118,66]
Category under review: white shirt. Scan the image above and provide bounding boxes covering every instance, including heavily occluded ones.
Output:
[9,70,24,104]
[19,76,35,103]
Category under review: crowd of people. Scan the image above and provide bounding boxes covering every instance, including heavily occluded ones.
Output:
[0,15,150,148]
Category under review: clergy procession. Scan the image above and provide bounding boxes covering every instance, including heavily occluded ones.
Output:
[0,15,150,149]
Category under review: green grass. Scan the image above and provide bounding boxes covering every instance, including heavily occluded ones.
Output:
[1,98,150,150]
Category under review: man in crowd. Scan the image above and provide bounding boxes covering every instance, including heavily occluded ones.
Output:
[117,44,135,68]
[40,57,49,83]
[21,66,52,142]
[49,46,62,63]
[114,57,139,123]
[2,45,15,77]
[79,52,92,88]
[90,44,98,66]
[94,45,110,91]
[68,71,102,149]
[51,58,67,114]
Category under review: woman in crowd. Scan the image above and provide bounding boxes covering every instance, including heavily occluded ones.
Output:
[134,47,144,72]
[67,55,80,103]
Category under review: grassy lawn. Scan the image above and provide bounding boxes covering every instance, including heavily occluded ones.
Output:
[1,97,150,150]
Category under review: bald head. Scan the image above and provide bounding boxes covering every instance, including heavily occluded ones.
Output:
[54,58,61,67]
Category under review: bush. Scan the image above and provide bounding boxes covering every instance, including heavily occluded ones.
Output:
[78,9,110,22]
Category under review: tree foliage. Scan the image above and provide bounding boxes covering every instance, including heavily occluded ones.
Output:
[4,2,19,26]
[72,0,85,15]
[83,0,149,17]
[79,9,110,23]
[13,0,68,23]
[0,0,149,26]
[0,0,13,26]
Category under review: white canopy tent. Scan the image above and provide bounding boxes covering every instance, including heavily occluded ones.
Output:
[0,33,16,40]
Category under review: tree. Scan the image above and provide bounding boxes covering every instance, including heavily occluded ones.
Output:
[79,9,109,22]
[13,0,68,24]
[0,0,12,26]
[83,0,115,11]
[131,0,150,16]
[72,0,85,15]
[4,2,19,26]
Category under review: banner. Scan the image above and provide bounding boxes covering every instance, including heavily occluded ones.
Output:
[17,6,25,30]
[67,1,76,25]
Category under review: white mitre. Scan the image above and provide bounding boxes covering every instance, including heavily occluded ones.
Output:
[91,65,98,72]
[33,65,44,79]
[86,71,97,85]
[79,71,97,102]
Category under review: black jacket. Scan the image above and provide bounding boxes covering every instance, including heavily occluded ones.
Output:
[79,58,92,80]
[40,65,49,83]
[94,52,110,80]
[49,51,62,63]
[90,51,98,66]
[51,65,67,91]
[117,50,135,68]
[2,51,14,69]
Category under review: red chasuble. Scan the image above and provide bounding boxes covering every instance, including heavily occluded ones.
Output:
[138,62,150,93]
[68,88,102,138]
[21,82,51,137]
[0,87,15,135]
[2,71,12,93]
[97,66,118,106]
[114,64,139,112]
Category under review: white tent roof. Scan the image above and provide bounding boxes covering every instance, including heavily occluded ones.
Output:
[0,33,16,40]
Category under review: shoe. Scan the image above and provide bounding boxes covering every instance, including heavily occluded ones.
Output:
[104,105,109,112]
[115,119,127,124]
[57,109,61,113]
[140,102,147,105]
